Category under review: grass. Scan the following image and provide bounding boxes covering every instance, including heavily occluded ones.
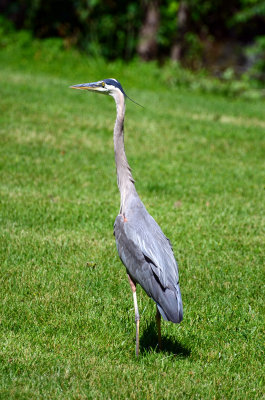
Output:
[0,42,264,399]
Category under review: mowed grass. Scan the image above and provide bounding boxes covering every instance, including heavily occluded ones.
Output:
[0,50,264,399]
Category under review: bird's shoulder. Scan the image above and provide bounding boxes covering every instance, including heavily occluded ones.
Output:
[114,195,179,288]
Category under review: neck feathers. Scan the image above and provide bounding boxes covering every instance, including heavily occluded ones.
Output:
[113,91,136,212]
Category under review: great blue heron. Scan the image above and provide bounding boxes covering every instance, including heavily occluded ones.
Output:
[70,79,183,356]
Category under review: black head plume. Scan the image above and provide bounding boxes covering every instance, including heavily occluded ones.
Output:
[103,79,144,108]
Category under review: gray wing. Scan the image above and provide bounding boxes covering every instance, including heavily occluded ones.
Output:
[114,196,183,323]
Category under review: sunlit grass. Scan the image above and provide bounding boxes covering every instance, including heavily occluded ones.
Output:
[0,47,264,399]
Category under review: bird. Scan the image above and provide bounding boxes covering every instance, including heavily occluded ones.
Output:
[70,78,183,356]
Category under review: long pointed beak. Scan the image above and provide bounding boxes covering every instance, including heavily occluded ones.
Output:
[69,82,101,91]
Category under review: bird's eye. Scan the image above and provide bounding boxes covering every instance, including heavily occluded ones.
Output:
[102,82,105,87]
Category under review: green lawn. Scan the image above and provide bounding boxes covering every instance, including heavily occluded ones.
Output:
[0,47,264,399]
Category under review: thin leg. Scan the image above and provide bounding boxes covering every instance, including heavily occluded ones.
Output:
[127,274,140,356]
[156,306,162,351]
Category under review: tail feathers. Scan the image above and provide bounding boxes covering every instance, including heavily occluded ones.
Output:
[156,285,183,323]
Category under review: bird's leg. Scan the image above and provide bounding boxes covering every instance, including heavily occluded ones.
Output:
[127,274,140,357]
[156,306,162,351]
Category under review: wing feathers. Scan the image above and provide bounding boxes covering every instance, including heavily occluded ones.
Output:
[123,214,179,289]
[114,214,183,323]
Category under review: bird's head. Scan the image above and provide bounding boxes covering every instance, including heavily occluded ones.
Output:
[70,78,125,97]
[70,78,143,107]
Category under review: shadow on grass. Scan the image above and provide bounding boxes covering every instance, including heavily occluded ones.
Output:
[140,322,190,357]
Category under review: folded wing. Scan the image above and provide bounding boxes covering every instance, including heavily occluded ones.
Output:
[114,199,183,323]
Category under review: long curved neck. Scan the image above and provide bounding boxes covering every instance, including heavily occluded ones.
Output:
[113,91,136,213]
